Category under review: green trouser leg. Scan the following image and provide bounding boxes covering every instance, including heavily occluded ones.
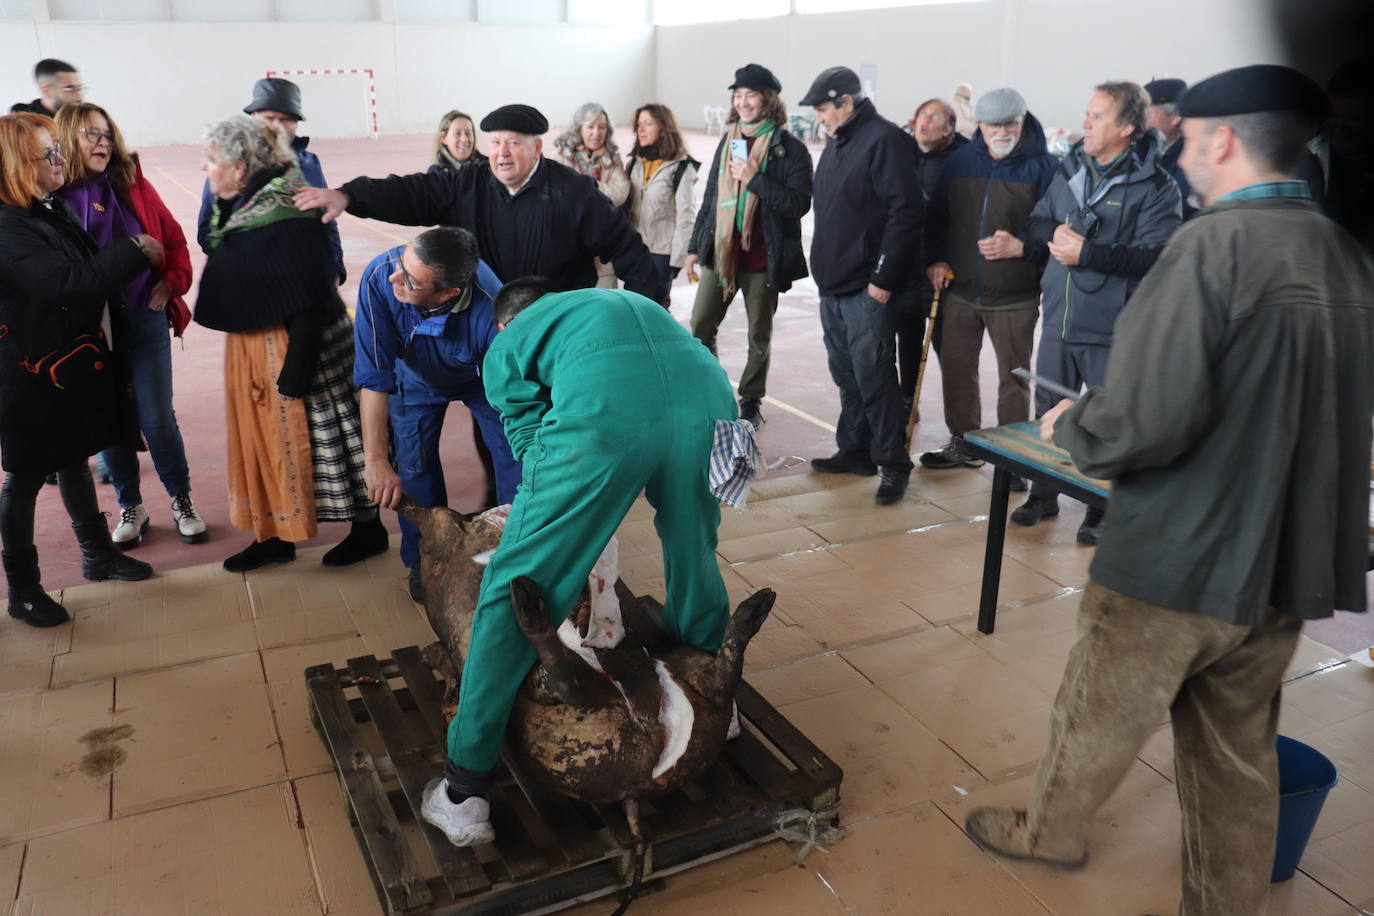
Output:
[446,414,732,773]
[689,267,777,401]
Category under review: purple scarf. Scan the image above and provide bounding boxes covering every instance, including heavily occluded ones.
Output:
[58,172,155,313]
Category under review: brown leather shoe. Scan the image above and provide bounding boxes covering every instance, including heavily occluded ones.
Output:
[964,807,1087,870]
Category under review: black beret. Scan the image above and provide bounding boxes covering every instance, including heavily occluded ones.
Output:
[1178,65,1328,120]
[1143,77,1187,106]
[480,104,549,135]
[799,66,862,107]
[729,63,781,93]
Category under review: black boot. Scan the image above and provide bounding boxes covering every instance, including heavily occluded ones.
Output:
[72,514,153,582]
[3,547,69,627]
[322,513,390,567]
[223,537,295,573]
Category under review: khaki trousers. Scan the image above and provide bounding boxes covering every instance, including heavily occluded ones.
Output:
[935,294,1038,437]
[1029,580,1302,915]
[690,267,778,401]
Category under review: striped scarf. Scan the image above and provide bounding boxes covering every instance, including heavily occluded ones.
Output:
[712,119,774,300]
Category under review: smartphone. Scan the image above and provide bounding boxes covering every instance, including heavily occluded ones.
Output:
[730,138,748,162]
[1011,368,1080,401]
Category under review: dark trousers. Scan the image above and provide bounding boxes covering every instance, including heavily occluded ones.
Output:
[1027,581,1301,915]
[819,290,913,471]
[1029,336,1112,504]
[893,292,934,400]
[1,463,101,551]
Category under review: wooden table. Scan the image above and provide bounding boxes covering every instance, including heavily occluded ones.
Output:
[959,424,1374,636]
[956,422,1108,635]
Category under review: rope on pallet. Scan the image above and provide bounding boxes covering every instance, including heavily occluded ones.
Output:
[772,800,842,863]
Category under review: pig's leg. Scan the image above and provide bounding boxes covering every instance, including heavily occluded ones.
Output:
[694,588,777,702]
[510,576,584,705]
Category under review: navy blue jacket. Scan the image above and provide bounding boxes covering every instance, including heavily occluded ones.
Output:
[926,111,1058,308]
[197,135,345,283]
[809,99,924,297]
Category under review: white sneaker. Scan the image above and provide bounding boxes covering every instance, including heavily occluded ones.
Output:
[112,505,149,549]
[170,492,208,544]
[420,778,495,846]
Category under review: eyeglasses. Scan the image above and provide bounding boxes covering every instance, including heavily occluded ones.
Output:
[34,143,63,166]
[392,257,443,292]
[80,128,114,145]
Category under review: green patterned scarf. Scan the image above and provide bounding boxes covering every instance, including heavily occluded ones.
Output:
[206,161,321,250]
[712,119,775,300]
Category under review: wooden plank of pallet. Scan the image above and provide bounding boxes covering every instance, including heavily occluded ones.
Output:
[735,680,843,794]
[499,751,610,868]
[391,646,450,744]
[347,656,493,900]
[305,663,433,915]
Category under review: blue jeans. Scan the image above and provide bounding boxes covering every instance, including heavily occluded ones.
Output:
[390,377,520,569]
[819,290,913,470]
[102,305,191,507]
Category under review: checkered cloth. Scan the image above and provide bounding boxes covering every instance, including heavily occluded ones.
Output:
[709,418,766,509]
[305,313,373,522]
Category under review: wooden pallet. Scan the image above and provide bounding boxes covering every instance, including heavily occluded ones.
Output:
[305,646,843,915]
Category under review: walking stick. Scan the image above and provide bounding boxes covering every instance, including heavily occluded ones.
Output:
[905,271,950,449]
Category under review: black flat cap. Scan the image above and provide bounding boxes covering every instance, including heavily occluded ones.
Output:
[244,78,305,121]
[1144,77,1187,106]
[480,104,548,135]
[729,63,781,93]
[1178,65,1328,120]
[799,66,861,107]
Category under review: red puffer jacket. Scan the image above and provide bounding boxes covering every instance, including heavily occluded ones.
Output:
[125,158,193,336]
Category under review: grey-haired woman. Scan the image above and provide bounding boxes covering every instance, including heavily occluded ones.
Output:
[554,102,629,287]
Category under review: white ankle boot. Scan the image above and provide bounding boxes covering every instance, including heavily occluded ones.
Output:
[170,493,208,544]
[112,505,149,549]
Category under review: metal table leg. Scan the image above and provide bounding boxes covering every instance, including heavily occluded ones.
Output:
[977,467,1012,634]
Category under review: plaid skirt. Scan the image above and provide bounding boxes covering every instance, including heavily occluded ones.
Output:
[306,313,372,523]
[225,313,372,540]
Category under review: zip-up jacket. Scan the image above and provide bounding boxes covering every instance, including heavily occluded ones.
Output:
[688,127,813,293]
[1025,131,1182,345]
[810,99,924,297]
[925,111,1057,308]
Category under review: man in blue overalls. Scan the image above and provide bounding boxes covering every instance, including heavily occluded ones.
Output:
[354,227,520,601]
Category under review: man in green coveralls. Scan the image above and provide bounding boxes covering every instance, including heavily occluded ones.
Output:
[421,279,740,846]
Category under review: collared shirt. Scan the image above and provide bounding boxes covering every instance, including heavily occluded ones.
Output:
[354,245,503,399]
[506,157,541,197]
[1216,179,1312,203]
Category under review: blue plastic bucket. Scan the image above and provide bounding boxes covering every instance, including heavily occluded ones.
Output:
[1272,735,1338,882]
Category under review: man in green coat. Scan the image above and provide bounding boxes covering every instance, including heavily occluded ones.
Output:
[421,279,740,845]
[964,66,1373,913]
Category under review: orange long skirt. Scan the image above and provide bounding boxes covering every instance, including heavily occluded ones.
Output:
[224,325,318,542]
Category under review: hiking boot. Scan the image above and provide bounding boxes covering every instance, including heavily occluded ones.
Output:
[223,537,295,573]
[421,778,494,847]
[919,442,985,469]
[810,451,877,476]
[739,398,764,429]
[1010,495,1060,527]
[170,493,208,544]
[322,515,389,567]
[112,504,150,549]
[1077,506,1105,546]
[408,567,426,604]
[74,514,153,581]
[964,807,1087,870]
[875,467,910,505]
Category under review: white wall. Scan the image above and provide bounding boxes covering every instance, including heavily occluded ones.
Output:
[1,19,654,147]
[656,0,1284,133]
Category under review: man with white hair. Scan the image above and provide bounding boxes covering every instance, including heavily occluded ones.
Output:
[295,104,664,301]
[921,88,1056,479]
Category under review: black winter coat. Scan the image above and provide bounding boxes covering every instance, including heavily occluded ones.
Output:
[687,128,813,292]
[809,99,924,297]
[0,198,146,473]
[340,159,665,302]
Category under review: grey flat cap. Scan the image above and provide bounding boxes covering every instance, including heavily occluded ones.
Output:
[974,88,1027,123]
